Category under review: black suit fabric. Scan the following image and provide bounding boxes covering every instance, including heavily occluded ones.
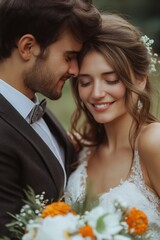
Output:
[0,94,76,238]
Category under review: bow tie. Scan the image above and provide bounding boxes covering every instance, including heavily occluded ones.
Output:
[29,99,47,124]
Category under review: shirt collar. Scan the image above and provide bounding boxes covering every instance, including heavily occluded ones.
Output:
[0,79,39,120]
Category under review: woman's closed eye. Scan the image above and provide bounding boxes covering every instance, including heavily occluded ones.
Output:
[105,79,120,85]
[78,77,92,87]
[78,79,120,87]
[102,71,120,85]
[79,81,91,87]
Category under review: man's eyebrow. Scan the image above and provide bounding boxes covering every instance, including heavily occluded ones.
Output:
[66,51,80,54]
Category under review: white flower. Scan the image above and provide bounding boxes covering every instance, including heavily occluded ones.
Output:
[68,235,85,240]
[85,206,123,239]
[22,220,41,240]
[114,197,128,210]
[22,229,37,240]
[113,235,131,240]
[96,213,123,239]
[24,213,80,240]
[84,206,105,229]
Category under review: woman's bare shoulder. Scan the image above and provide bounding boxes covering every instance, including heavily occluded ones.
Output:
[138,122,160,196]
[138,122,160,150]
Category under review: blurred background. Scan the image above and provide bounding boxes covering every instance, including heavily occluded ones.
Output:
[45,0,160,129]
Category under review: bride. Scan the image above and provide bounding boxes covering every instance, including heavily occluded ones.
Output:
[65,14,160,238]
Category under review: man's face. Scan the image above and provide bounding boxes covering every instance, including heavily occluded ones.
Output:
[23,30,82,99]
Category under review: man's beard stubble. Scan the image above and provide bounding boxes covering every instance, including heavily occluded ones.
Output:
[22,59,61,100]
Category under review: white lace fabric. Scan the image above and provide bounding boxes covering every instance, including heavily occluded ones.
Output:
[65,148,160,239]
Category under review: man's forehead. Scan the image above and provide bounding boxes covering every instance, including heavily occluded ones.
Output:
[51,29,82,54]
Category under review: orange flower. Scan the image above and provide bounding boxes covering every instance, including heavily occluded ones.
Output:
[78,225,95,238]
[125,208,148,234]
[41,202,76,218]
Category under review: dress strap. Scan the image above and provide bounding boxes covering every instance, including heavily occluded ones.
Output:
[128,150,160,210]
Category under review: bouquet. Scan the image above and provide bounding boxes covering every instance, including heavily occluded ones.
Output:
[2,187,150,240]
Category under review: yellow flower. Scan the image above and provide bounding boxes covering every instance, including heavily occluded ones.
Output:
[125,208,148,234]
[41,202,76,218]
[78,225,95,238]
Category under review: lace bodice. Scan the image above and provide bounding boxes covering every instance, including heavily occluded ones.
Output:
[65,148,160,239]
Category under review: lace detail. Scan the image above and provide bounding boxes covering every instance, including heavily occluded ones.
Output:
[128,150,160,214]
[65,148,89,205]
[65,148,160,238]
[77,160,88,203]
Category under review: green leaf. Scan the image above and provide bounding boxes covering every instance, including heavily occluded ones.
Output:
[96,213,109,233]
[0,237,11,240]
[3,186,47,240]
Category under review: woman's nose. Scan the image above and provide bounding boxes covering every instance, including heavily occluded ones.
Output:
[91,82,106,99]
[68,59,79,77]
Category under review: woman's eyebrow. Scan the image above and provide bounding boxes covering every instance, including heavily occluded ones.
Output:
[78,71,116,78]
[78,74,90,77]
[102,71,116,75]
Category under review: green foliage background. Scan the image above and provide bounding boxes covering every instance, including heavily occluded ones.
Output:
[46,0,160,130]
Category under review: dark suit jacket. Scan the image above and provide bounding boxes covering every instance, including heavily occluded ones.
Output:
[0,94,76,238]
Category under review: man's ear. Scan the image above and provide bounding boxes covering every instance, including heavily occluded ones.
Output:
[17,34,40,61]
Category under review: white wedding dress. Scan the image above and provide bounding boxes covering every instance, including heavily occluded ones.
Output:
[65,148,160,239]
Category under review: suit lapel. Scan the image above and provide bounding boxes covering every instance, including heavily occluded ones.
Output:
[0,94,64,194]
[44,109,76,177]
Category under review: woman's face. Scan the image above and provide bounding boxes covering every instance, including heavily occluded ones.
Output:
[77,50,128,124]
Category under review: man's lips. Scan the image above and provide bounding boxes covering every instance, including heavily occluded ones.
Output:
[59,77,67,82]
[57,77,69,89]
[60,75,70,82]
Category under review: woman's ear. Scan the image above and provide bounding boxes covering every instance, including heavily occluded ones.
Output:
[17,34,40,61]
[136,75,147,90]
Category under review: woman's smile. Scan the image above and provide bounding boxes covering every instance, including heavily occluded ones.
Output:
[91,101,115,112]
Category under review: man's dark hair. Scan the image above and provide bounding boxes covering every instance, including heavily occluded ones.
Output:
[0,0,101,60]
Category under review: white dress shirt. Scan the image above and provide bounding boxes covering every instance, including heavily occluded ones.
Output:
[0,79,66,187]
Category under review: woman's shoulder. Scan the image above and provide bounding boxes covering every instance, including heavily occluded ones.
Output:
[137,122,160,196]
[138,122,160,151]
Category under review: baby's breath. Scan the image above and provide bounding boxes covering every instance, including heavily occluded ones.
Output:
[5,186,48,239]
[140,35,160,73]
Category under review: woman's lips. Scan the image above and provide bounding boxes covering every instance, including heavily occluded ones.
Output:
[92,102,114,111]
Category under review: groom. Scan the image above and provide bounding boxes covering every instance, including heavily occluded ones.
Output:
[0,0,101,237]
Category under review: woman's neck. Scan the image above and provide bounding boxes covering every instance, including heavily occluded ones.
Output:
[103,113,134,151]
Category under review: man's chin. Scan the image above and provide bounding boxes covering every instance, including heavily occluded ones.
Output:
[54,93,62,100]
[49,91,62,100]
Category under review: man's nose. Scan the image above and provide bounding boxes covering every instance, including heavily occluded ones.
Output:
[68,59,79,77]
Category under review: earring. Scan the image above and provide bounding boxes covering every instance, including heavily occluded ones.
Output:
[137,99,143,112]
